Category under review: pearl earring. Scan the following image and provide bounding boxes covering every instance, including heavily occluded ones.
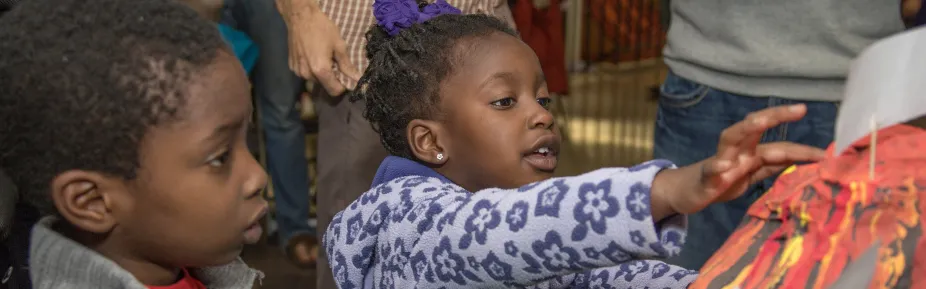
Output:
[436,153,444,161]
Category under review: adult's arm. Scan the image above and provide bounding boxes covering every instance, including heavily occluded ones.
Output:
[275,0,360,96]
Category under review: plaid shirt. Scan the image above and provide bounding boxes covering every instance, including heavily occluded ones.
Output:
[318,0,505,84]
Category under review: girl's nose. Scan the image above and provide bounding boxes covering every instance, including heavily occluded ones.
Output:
[528,102,555,130]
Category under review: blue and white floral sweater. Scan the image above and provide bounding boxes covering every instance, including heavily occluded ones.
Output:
[323,156,699,289]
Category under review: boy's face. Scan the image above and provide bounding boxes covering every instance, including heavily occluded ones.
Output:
[55,51,267,284]
[435,32,560,191]
[123,51,268,265]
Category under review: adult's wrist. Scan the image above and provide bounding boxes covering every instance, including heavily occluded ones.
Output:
[277,0,319,25]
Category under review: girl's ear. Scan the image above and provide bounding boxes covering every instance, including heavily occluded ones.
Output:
[407,119,448,165]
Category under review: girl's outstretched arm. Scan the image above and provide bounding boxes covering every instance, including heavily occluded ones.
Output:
[528,262,698,289]
[326,160,687,288]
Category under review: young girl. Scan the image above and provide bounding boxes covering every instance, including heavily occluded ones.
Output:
[323,0,826,288]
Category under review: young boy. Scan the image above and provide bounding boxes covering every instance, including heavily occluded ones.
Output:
[0,0,269,287]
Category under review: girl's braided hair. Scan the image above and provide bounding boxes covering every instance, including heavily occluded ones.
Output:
[350,0,517,159]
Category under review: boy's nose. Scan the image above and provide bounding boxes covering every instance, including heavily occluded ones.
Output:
[242,154,269,200]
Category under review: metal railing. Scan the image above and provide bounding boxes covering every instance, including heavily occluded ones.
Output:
[557,0,667,175]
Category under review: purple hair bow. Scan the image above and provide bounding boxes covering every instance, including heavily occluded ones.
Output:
[373,0,462,36]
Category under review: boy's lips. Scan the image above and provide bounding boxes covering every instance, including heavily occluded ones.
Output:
[523,134,560,172]
[243,206,269,245]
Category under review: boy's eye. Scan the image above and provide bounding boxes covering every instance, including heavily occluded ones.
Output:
[490,97,517,108]
[207,151,231,168]
[537,97,553,109]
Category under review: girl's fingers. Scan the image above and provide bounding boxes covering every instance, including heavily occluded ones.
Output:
[716,104,808,161]
[701,158,733,179]
[719,156,761,183]
[756,142,826,164]
[719,105,806,145]
[712,143,821,196]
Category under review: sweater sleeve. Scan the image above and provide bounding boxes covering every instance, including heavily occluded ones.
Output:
[404,160,688,287]
[525,261,698,289]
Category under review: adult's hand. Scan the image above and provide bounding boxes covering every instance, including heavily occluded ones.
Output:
[279,0,361,96]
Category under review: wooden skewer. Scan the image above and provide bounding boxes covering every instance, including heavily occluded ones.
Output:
[869,116,877,181]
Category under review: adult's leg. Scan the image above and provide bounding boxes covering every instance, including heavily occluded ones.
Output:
[314,89,389,289]
[227,0,313,250]
[654,72,746,270]
[654,72,837,270]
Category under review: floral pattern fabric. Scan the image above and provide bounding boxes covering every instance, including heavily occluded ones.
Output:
[324,160,698,288]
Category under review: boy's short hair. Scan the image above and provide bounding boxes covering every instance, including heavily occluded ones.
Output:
[0,0,227,213]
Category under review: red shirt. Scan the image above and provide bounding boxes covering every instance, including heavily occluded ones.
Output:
[147,269,206,289]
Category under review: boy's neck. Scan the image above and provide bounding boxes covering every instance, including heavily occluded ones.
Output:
[55,221,183,286]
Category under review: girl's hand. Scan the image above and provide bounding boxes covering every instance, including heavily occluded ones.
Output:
[651,104,827,220]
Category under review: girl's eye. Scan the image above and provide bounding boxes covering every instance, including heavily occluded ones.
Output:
[537,97,553,109]
[207,151,231,168]
[490,97,517,108]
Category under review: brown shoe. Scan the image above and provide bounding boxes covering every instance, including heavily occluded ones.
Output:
[285,234,318,269]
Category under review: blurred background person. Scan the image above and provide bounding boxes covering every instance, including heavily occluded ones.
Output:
[656,0,907,270]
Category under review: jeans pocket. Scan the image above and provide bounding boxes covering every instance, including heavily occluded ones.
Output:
[659,72,709,108]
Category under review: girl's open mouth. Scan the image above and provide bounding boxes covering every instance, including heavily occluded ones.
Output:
[524,146,558,172]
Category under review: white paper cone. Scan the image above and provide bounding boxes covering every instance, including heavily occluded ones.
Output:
[835,27,926,154]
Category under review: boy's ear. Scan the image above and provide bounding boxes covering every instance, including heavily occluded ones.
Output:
[50,170,123,234]
[407,119,448,165]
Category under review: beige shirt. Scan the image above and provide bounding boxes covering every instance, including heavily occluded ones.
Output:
[318,0,507,84]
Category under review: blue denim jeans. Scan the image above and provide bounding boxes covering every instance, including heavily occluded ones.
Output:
[655,71,838,270]
[223,0,313,246]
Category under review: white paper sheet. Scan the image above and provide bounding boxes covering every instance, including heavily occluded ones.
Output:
[835,27,926,154]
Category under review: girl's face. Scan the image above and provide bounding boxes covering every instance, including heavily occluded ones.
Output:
[428,32,560,192]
